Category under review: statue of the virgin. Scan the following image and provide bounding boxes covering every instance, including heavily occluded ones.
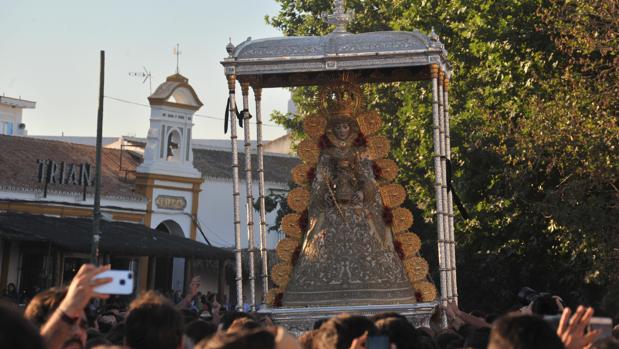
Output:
[282,82,418,307]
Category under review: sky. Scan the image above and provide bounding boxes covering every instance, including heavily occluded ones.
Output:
[0,0,290,140]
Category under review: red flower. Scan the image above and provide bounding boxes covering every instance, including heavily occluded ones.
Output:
[372,162,383,179]
[299,210,309,232]
[393,240,405,260]
[415,291,423,302]
[291,245,301,266]
[353,132,367,147]
[319,134,332,149]
[307,167,316,183]
[274,293,284,307]
[383,207,393,225]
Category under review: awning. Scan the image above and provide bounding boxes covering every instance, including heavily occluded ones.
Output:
[0,212,232,259]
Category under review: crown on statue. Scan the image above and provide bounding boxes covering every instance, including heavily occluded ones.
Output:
[318,74,364,117]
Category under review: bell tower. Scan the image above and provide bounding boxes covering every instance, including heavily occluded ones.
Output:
[138,73,202,178]
[135,72,204,292]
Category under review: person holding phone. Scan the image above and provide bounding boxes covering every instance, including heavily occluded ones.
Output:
[25,264,112,349]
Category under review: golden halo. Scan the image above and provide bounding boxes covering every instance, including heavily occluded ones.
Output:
[413,280,438,302]
[366,135,391,160]
[303,115,328,140]
[287,187,310,213]
[373,159,399,182]
[281,213,302,239]
[395,232,421,257]
[297,139,320,165]
[271,263,293,288]
[356,110,382,135]
[391,207,414,232]
[380,184,407,208]
[403,256,429,282]
[317,77,364,117]
[276,238,300,262]
[291,164,314,186]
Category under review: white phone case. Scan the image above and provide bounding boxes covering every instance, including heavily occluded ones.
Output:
[93,270,134,295]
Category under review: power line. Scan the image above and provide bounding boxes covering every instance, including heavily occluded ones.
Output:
[104,95,282,128]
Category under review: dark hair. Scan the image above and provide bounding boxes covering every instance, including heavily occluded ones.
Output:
[375,316,419,349]
[435,330,464,349]
[370,312,409,322]
[463,327,491,349]
[489,314,564,349]
[220,312,254,330]
[0,301,45,349]
[531,294,562,316]
[186,320,217,345]
[24,288,67,327]
[105,322,126,345]
[198,328,275,349]
[314,314,377,349]
[125,291,184,349]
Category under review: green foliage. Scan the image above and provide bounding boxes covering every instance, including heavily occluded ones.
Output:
[266,0,619,313]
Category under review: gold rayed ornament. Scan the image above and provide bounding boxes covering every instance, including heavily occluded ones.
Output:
[403,256,429,282]
[379,183,407,208]
[271,263,293,288]
[281,213,303,239]
[356,110,382,136]
[373,159,398,182]
[276,238,300,262]
[391,207,414,232]
[291,163,314,186]
[297,139,320,165]
[413,280,438,302]
[366,135,391,160]
[395,232,422,257]
[303,115,328,140]
[287,187,310,213]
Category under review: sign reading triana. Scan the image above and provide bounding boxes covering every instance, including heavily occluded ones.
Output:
[36,159,93,187]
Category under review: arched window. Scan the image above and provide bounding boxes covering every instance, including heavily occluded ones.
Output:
[166,129,182,161]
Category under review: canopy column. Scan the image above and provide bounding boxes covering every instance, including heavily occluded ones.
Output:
[444,77,458,303]
[438,70,453,301]
[241,82,257,311]
[253,85,270,308]
[430,64,448,305]
[227,74,244,310]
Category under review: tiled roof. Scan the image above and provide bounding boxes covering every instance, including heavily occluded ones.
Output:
[192,148,299,184]
[0,135,143,201]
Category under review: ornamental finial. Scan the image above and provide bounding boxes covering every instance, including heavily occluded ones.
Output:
[323,0,353,33]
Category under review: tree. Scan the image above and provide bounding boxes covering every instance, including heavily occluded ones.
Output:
[266,0,619,313]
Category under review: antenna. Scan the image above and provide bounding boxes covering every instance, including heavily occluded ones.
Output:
[173,43,181,74]
[129,66,152,94]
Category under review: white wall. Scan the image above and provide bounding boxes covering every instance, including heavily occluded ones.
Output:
[0,104,24,136]
[196,178,286,249]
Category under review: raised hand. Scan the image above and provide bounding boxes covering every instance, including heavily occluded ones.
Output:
[557,306,600,349]
[58,264,112,318]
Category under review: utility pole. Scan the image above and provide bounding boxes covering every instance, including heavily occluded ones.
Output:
[91,50,104,265]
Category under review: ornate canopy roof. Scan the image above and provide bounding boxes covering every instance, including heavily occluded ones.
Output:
[221,4,451,88]
[148,73,203,111]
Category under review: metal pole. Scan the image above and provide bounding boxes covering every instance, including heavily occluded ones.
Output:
[91,50,104,265]
[227,75,244,310]
[430,65,448,306]
[444,76,458,303]
[241,82,257,311]
[438,70,453,301]
[253,85,269,308]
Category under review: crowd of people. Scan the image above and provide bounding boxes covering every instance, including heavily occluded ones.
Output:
[1,264,618,349]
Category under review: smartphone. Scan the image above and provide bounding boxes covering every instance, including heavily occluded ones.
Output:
[366,336,390,349]
[589,317,613,339]
[93,270,134,295]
